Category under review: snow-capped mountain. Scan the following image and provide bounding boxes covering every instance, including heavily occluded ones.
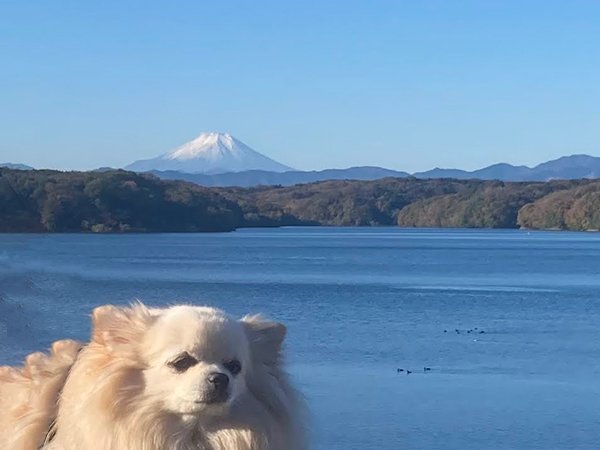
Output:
[126,132,292,174]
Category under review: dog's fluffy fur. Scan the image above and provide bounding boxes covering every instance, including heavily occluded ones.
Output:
[0,304,306,450]
[0,339,82,450]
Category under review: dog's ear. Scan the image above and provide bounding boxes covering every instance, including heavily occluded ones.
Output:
[91,303,153,353]
[241,315,286,365]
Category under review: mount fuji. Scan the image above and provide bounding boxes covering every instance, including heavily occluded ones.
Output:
[126,132,292,174]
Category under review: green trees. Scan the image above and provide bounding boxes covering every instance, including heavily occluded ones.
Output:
[226,178,473,227]
[0,168,598,232]
[0,169,241,232]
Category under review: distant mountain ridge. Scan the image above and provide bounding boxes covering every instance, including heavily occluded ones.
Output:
[148,154,600,187]
[6,136,600,187]
[414,154,600,181]
[0,163,34,170]
[123,133,599,186]
[153,166,409,187]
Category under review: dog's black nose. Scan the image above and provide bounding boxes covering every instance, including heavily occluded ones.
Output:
[207,372,229,392]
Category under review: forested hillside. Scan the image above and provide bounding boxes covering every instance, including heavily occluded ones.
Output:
[0,169,241,232]
[0,168,598,232]
[517,182,600,231]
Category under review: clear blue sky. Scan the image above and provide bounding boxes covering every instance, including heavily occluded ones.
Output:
[1,1,599,172]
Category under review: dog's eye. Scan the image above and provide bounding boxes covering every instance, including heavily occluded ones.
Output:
[168,353,198,373]
[224,359,242,375]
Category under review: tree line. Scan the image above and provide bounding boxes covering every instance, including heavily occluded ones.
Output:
[1,168,599,232]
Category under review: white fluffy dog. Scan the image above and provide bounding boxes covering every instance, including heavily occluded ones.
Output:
[0,303,306,450]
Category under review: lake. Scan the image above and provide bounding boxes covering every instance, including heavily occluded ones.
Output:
[1,228,600,449]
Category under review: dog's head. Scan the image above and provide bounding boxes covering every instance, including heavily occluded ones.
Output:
[91,303,286,421]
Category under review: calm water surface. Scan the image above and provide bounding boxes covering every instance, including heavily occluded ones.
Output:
[1,228,600,449]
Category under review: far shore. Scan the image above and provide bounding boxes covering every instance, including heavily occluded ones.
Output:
[1,168,599,233]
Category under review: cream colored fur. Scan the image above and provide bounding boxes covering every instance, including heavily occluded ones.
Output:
[0,304,305,450]
[0,340,82,450]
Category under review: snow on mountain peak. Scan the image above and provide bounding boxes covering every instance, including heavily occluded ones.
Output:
[166,133,240,161]
[126,132,293,174]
